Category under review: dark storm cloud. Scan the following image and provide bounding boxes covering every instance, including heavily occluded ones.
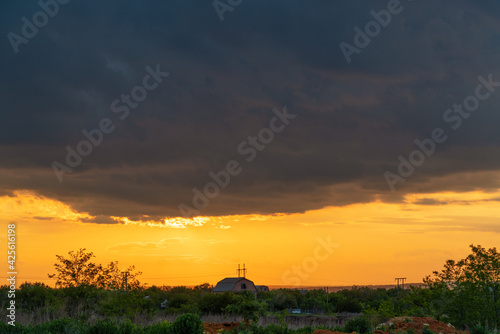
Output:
[81,216,120,225]
[412,198,448,206]
[2,0,500,220]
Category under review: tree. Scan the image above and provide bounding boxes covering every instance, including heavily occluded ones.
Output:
[423,244,500,329]
[48,248,142,289]
[223,292,268,323]
[171,313,203,334]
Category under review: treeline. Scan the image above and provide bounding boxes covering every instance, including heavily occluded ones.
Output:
[0,244,498,331]
[0,276,495,330]
[0,282,380,319]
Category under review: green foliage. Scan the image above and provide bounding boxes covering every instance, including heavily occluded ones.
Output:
[261,289,299,311]
[171,313,203,334]
[7,245,500,333]
[422,326,434,334]
[199,291,236,313]
[60,285,105,319]
[35,317,83,333]
[337,297,363,312]
[17,282,57,311]
[471,325,490,334]
[344,316,371,334]
[168,292,190,309]
[422,244,500,329]
[277,309,288,330]
[0,321,26,333]
[229,322,293,334]
[98,290,155,319]
[143,320,171,334]
[118,319,140,334]
[87,319,120,334]
[228,323,345,334]
[223,293,267,323]
[378,299,396,320]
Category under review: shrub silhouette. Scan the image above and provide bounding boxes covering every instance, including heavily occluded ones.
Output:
[171,313,203,334]
[344,316,371,334]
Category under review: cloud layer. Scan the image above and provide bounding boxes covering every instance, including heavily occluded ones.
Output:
[2,0,500,221]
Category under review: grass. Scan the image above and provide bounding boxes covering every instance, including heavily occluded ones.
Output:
[8,308,359,331]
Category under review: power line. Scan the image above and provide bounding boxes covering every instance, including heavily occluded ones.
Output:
[141,273,234,280]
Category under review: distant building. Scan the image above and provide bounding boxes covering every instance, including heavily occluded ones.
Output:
[213,277,257,296]
[256,285,269,292]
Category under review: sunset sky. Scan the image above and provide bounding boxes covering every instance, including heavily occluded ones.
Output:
[1,1,500,288]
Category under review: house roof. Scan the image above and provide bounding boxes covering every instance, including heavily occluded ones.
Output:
[213,277,254,292]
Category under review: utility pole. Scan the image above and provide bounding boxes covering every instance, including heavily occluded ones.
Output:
[121,272,129,291]
[395,277,407,297]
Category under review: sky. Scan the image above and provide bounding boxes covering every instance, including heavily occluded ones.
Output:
[1,0,500,288]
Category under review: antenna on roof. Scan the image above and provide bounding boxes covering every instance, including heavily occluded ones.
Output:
[237,264,247,278]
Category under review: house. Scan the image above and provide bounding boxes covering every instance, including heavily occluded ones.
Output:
[256,285,269,292]
[213,277,257,296]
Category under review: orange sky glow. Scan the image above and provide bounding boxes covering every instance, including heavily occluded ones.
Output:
[1,188,499,289]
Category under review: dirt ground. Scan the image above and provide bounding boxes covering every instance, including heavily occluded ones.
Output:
[203,321,240,333]
[203,316,468,334]
[375,317,469,334]
[312,331,355,334]
[311,316,469,334]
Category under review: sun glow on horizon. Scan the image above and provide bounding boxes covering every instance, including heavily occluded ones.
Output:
[1,189,499,288]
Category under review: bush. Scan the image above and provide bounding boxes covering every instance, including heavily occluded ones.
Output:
[171,313,203,334]
[143,320,171,334]
[36,318,83,334]
[199,291,236,314]
[87,319,119,334]
[423,326,435,334]
[337,299,363,313]
[344,317,371,334]
[0,321,25,333]
[471,325,490,334]
[118,318,140,334]
[17,282,55,311]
